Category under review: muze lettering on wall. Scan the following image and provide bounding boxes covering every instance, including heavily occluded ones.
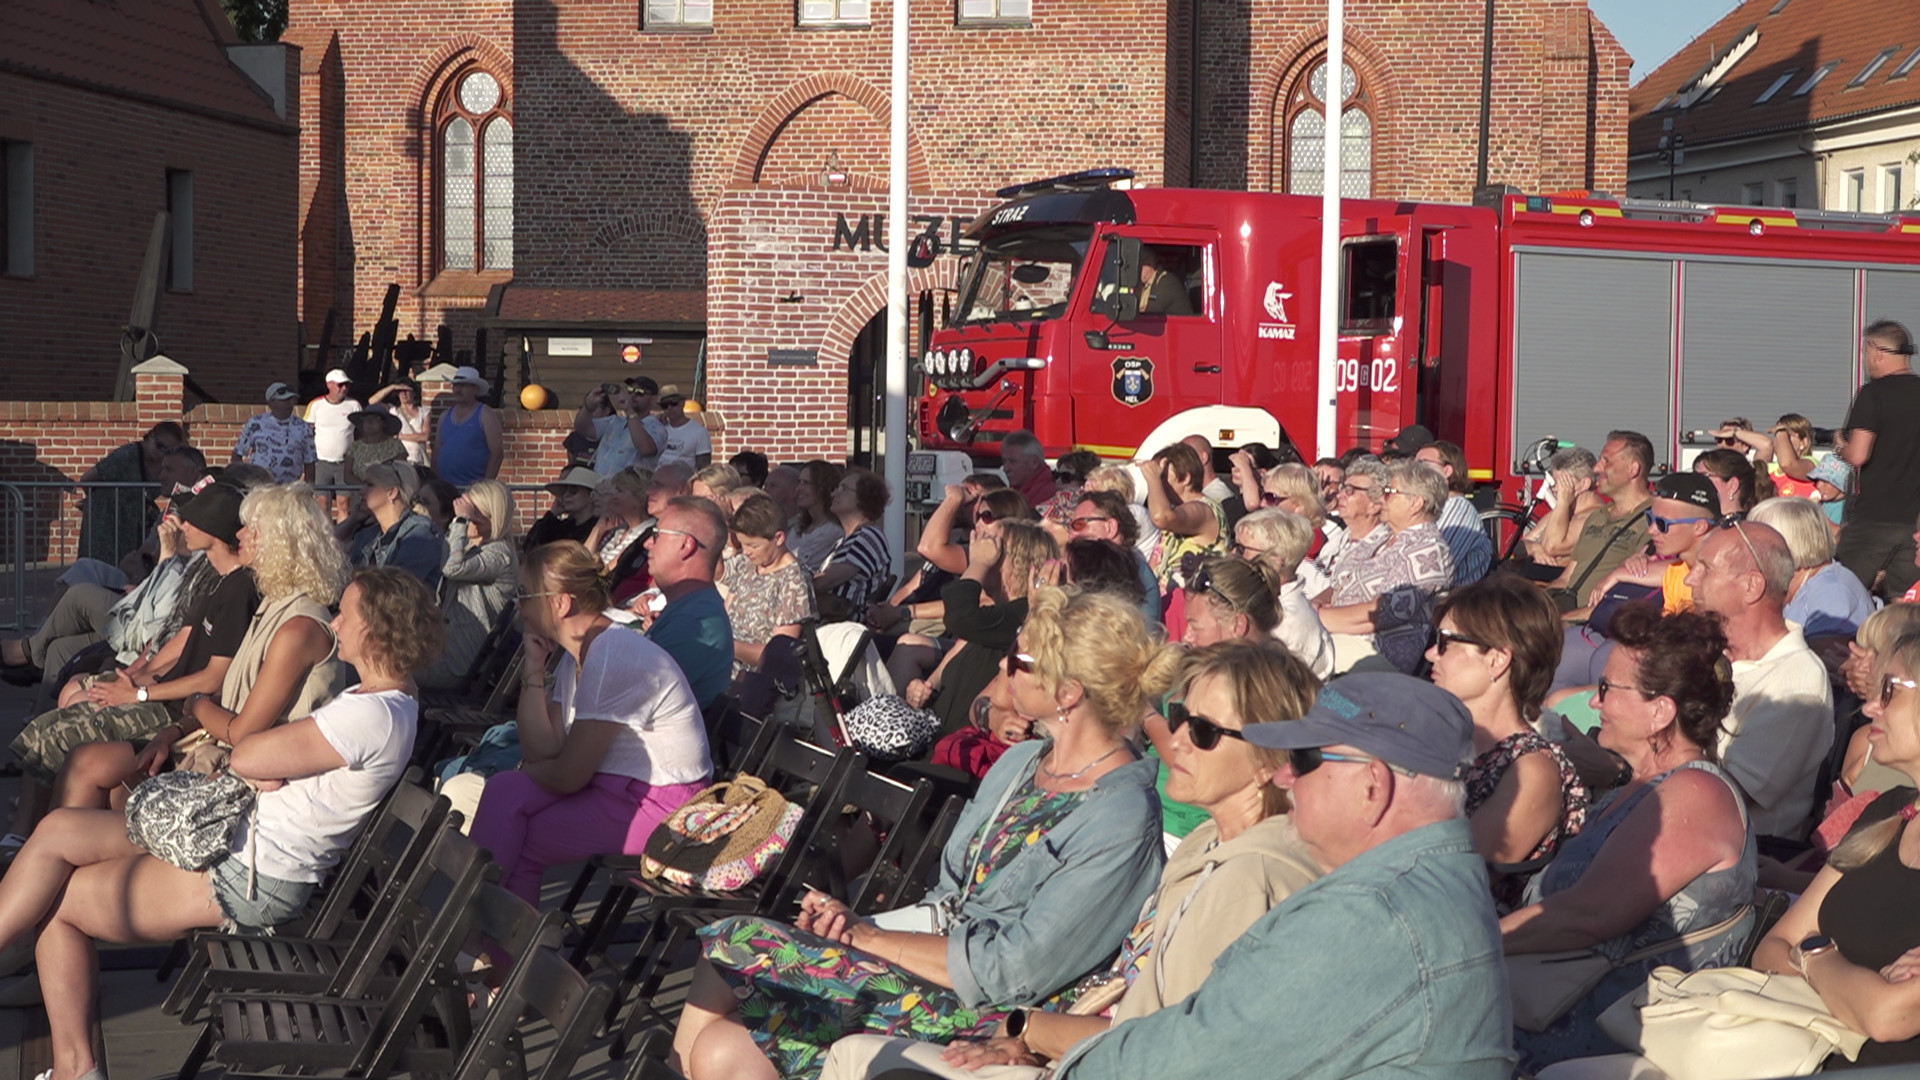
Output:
[832,213,976,256]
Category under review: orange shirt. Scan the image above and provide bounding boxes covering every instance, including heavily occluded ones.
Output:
[1662,561,1694,614]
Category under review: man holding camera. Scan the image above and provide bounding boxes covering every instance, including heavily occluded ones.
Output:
[574,375,666,476]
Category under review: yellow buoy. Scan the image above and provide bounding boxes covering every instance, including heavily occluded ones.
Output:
[519,383,552,411]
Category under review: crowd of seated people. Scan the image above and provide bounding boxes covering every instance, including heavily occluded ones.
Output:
[15,336,1920,1080]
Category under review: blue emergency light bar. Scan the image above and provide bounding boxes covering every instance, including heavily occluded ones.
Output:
[995,167,1136,200]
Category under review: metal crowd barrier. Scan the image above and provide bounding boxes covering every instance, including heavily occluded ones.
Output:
[0,479,561,634]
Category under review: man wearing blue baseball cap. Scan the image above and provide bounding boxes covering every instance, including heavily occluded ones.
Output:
[1042,673,1514,1080]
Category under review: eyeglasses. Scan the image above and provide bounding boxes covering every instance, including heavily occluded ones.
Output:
[1231,540,1272,559]
[1644,509,1715,534]
[1165,701,1248,751]
[1068,515,1112,533]
[1381,485,1405,497]
[1596,676,1654,703]
[1728,519,1764,570]
[974,510,998,525]
[1339,481,1377,496]
[1004,651,1037,677]
[1435,628,1491,655]
[1287,746,1416,778]
[1882,674,1919,709]
[651,527,708,550]
[514,588,558,603]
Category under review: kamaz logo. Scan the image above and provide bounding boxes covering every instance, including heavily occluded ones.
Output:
[1264,281,1293,322]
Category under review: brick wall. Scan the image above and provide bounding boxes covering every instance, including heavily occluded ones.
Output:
[0,69,300,404]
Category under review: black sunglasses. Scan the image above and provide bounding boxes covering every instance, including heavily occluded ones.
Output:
[974,509,998,525]
[1165,701,1248,752]
[1435,628,1491,655]
[1286,746,1415,778]
[1596,675,1654,703]
[1185,564,1235,609]
[1004,651,1037,677]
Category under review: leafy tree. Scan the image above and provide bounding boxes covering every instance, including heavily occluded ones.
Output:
[222,0,287,42]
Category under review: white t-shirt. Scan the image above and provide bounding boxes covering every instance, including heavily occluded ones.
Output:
[305,396,363,462]
[236,687,418,883]
[550,624,711,785]
[658,419,712,471]
[1720,623,1834,840]
[396,406,429,465]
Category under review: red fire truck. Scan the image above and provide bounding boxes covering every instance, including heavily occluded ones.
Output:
[914,168,1920,502]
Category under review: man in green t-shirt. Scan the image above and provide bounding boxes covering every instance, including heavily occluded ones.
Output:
[1550,430,1656,617]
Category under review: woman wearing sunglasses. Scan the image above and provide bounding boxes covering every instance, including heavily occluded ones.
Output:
[1502,605,1756,1070]
[1425,576,1588,911]
[818,638,1323,1080]
[673,587,1179,1080]
[1741,633,1920,1071]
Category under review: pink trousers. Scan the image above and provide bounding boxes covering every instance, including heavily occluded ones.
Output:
[469,770,708,903]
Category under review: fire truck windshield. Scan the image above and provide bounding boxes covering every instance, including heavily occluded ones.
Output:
[953,225,1091,326]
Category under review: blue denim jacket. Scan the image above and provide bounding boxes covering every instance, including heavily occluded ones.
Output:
[929,739,1164,1008]
[361,511,446,589]
[1053,817,1514,1080]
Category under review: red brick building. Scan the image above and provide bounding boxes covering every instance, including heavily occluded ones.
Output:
[0,0,301,404]
[289,0,1628,461]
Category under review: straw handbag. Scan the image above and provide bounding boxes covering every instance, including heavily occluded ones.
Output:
[640,775,805,891]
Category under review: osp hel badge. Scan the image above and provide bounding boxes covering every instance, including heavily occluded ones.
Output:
[1112,357,1154,407]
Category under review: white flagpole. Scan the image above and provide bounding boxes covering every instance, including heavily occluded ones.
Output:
[1316,0,1344,461]
[883,0,910,576]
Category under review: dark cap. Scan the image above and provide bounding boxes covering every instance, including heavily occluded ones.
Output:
[348,408,402,437]
[1243,672,1474,780]
[1655,472,1721,514]
[624,375,660,396]
[361,461,421,503]
[1386,424,1435,452]
[178,482,245,547]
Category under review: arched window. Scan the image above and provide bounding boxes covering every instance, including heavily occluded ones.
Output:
[438,68,512,272]
[1287,60,1372,198]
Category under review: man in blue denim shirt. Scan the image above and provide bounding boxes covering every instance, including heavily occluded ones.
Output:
[1046,673,1514,1080]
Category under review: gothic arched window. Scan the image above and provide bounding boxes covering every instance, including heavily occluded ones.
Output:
[1287,60,1373,198]
[438,68,513,272]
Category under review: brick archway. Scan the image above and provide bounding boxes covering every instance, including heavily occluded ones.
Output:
[1253,28,1400,195]
[731,74,935,191]
[817,263,957,365]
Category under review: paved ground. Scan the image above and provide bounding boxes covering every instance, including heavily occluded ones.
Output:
[0,625,692,1080]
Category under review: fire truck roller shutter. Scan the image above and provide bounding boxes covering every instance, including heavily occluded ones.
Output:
[1511,251,1676,467]
[1681,262,1855,447]
[1866,269,1920,367]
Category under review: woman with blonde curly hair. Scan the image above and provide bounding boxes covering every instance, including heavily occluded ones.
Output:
[674,586,1182,1080]
[54,482,350,813]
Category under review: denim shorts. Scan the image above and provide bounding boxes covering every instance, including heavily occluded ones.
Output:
[209,856,314,934]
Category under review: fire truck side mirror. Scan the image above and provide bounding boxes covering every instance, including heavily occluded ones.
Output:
[1113,237,1143,323]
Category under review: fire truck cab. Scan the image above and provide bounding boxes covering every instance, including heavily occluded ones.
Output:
[917,168,1920,503]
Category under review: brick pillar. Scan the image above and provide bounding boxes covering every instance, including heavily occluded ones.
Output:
[131,355,189,431]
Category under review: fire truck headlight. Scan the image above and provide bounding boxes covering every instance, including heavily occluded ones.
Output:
[1578,209,1595,228]
[935,350,950,376]
[1749,220,1765,236]
[958,348,973,373]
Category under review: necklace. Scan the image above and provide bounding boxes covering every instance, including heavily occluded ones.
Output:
[1040,744,1126,782]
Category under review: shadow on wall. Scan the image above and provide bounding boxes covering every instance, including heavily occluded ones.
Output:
[1196,0,1252,190]
[514,0,704,292]
[302,31,356,378]
[0,442,79,577]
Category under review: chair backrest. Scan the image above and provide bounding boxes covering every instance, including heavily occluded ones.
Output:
[464,600,520,685]
[477,642,525,715]
[838,771,935,914]
[352,839,498,1078]
[748,735,861,904]
[709,698,778,779]
[896,794,965,910]
[332,821,493,997]
[453,945,609,1080]
[308,779,452,939]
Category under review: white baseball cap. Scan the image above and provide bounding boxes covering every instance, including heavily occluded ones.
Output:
[324,368,350,384]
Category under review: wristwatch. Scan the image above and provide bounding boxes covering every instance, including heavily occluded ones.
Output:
[136,685,150,703]
[1794,934,1837,972]
[1003,1008,1030,1040]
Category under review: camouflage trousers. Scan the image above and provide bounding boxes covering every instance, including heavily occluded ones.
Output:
[10,680,174,785]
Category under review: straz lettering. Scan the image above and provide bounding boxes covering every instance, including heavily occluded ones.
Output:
[991,205,1030,227]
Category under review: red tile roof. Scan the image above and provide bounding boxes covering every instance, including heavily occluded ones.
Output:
[0,0,283,128]
[1628,0,1920,154]
[494,288,708,326]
